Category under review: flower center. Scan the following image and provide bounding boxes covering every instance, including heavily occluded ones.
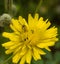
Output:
[31,30,34,33]
[24,37,28,41]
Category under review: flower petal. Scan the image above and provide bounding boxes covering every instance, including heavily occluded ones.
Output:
[26,49,32,64]
[33,47,41,61]
[45,47,51,51]
[37,42,55,48]
[10,24,20,34]
[34,13,39,21]
[11,19,22,32]
[2,32,20,41]
[19,56,26,64]
[12,52,21,63]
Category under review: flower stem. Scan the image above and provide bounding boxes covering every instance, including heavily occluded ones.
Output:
[4,0,13,15]
[35,0,43,13]
[1,55,13,64]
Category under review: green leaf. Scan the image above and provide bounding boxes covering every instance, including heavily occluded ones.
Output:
[45,60,56,64]
[42,49,52,60]
[54,51,60,62]
[55,42,60,48]
[31,59,44,64]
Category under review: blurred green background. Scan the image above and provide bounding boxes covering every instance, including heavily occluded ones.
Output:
[0,0,60,64]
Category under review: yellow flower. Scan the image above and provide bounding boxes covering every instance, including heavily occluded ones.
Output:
[2,14,58,64]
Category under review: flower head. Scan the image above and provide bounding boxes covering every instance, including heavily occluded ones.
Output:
[0,13,12,27]
[2,14,58,64]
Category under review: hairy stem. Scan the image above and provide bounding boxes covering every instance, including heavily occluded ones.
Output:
[35,0,43,13]
[4,0,13,15]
